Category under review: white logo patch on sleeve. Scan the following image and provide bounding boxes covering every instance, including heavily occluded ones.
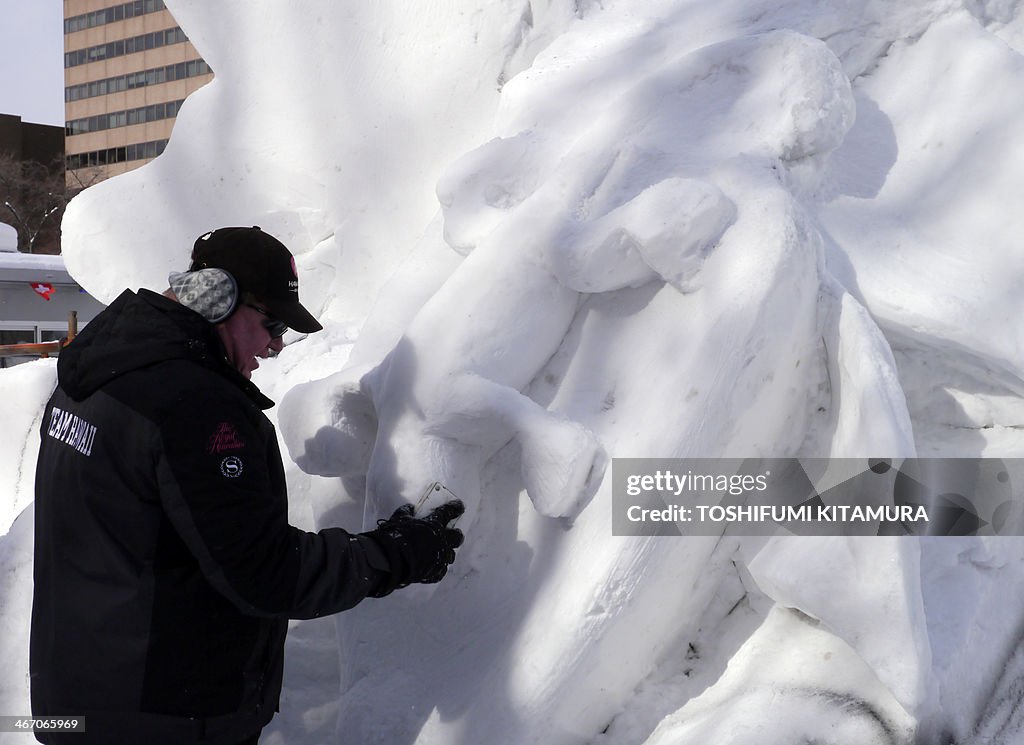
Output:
[47,406,98,457]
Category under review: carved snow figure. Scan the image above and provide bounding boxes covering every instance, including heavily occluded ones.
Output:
[282,42,749,529]
[277,29,930,745]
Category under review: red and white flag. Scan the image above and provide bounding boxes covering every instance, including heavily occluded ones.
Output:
[30,283,55,301]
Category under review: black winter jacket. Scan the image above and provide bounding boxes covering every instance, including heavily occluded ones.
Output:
[31,289,389,745]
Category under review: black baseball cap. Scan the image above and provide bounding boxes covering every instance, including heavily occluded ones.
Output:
[190,226,322,333]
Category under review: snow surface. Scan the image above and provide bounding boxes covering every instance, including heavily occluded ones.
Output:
[4,0,1024,743]
[0,224,16,253]
[0,252,72,283]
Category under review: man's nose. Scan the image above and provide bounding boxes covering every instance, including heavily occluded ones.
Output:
[269,336,285,354]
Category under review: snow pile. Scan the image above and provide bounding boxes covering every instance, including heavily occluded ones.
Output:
[0,361,56,533]
[0,223,16,252]
[3,0,1024,743]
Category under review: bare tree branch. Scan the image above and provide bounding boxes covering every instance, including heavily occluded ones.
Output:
[0,153,100,254]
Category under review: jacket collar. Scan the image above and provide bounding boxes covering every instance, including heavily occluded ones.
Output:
[58,289,275,410]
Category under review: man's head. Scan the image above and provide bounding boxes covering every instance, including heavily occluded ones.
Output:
[175,226,322,378]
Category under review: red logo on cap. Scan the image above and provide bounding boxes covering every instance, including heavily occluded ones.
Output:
[290,256,298,278]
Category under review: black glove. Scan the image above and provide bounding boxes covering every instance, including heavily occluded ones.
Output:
[364,500,465,597]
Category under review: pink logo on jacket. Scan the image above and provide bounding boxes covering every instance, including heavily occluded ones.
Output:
[207,422,246,454]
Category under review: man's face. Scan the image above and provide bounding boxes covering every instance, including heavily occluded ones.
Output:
[215,303,285,379]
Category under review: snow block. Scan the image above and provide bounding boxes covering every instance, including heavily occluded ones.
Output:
[745,536,933,719]
[640,606,916,745]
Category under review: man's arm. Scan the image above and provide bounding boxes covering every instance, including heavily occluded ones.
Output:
[154,389,391,619]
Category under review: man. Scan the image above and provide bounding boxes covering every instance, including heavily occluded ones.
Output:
[30,227,464,745]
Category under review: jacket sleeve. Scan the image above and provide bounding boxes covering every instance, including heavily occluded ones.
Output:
[153,387,390,619]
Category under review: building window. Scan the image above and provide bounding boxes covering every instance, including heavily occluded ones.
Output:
[64,59,210,102]
[0,325,76,367]
[0,329,33,345]
[67,139,168,171]
[64,0,166,34]
[64,27,189,69]
[66,100,184,136]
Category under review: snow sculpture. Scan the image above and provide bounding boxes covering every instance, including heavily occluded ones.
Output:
[282,89,740,528]
[0,2,1015,743]
[276,27,927,745]
[282,29,855,530]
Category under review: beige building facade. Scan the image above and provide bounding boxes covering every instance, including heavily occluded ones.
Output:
[64,0,213,183]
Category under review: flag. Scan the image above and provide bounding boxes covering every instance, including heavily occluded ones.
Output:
[31,283,55,301]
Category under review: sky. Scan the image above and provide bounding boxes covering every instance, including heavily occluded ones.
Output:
[0,1,65,126]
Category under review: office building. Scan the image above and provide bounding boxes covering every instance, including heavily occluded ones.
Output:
[0,114,65,253]
[0,114,63,167]
[63,0,213,184]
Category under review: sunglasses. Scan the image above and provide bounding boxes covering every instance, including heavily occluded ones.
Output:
[246,304,289,339]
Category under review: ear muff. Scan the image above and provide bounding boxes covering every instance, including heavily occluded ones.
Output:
[168,268,238,323]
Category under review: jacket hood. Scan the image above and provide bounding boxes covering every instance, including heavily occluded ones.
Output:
[57,289,274,409]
